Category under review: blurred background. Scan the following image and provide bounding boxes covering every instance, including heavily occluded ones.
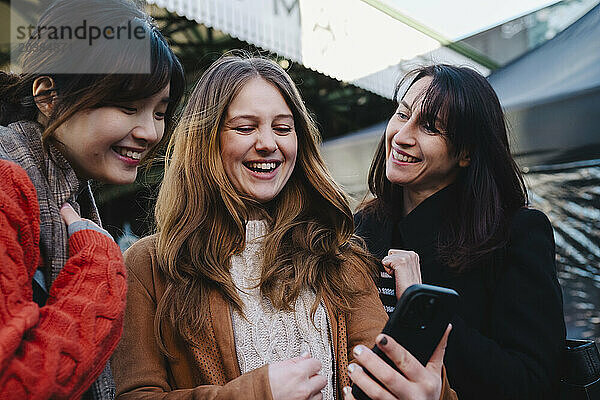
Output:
[1,0,599,341]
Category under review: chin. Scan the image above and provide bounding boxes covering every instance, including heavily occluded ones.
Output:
[248,191,278,204]
[100,172,138,185]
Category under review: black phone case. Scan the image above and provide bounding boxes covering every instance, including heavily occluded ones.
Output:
[352,284,459,400]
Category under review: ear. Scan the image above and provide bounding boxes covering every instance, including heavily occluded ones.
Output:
[458,152,471,168]
[32,76,57,119]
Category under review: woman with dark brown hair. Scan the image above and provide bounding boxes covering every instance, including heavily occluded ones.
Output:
[0,0,184,398]
[111,53,456,400]
[354,64,565,400]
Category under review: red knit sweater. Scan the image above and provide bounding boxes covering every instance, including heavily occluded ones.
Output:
[0,160,127,400]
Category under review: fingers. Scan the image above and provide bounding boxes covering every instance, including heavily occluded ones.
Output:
[426,324,452,375]
[352,344,408,396]
[297,355,326,400]
[374,334,426,383]
[60,203,81,226]
[299,357,323,378]
[347,363,395,400]
[382,250,422,299]
[342,386,355,399]
[382,250,419,271]
[387,249,419,262]
[306,374,327,398]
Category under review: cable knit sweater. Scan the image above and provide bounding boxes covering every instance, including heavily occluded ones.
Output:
[229,220,334,400]
[0,160,127,399]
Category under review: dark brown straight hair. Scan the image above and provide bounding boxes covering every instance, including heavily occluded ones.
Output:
[361,64,527,272]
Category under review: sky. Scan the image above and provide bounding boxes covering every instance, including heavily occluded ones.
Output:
[384,0,562,40]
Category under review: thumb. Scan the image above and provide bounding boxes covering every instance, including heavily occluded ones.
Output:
[426,324,452,374]
[60,203,81,226]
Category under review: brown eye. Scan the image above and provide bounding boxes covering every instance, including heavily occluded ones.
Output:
[234,127,254,134]
[119,106,137,114]
[424,124,439,134]
[274,125,292,135]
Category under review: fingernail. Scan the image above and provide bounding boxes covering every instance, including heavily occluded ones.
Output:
[300,351,310,358]
[347,363,356,373]
[343,386,352,395]
[353,345,365,356]
[61,203,71,209]
[378,335,388,346]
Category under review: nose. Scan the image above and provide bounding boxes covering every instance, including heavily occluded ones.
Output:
[131,114,161,145]
[254,128,278,153]
[391,119,417,148]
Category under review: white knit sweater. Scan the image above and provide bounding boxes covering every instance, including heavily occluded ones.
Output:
[229,220,334,400]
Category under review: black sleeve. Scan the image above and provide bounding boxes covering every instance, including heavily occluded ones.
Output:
[446,209,566,400]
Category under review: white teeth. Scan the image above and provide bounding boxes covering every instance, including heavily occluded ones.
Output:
[116,147,142,160]
[247,162,277,171]
[392,149,418,163]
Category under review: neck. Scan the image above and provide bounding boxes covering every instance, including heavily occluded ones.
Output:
[402,182,453,216]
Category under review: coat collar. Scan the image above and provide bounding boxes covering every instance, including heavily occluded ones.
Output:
[396,183,458,250]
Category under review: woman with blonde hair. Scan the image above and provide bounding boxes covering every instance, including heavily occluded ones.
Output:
[112,53,455,400]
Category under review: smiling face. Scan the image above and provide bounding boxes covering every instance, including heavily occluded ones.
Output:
[53,85,170,184]
[219,77,298,203]
[385,76,467,207]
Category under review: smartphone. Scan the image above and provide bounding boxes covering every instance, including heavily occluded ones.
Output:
[352,284,459,400]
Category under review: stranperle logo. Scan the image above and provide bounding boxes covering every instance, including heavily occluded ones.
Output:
[10,1,152,75]
[16,19,147,47]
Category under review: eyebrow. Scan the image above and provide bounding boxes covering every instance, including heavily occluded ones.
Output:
[160,97,172,104]
[400,100,412,111]
[226,114,294,123]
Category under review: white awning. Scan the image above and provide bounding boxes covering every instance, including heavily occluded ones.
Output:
[148,0,489,98]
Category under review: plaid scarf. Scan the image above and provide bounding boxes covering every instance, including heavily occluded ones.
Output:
[0,120,115,400]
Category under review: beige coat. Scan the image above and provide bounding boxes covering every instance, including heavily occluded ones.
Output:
[111,235,457,400]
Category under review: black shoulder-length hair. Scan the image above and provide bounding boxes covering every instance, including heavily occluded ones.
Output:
[360,64,527,272]
[0,0,185,162]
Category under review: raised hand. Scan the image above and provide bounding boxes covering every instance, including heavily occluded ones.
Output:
[382,249,422,299]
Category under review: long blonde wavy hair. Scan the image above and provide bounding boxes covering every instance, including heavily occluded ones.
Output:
[154,53,375,352]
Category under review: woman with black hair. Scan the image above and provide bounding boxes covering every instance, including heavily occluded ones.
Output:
[352,65,565,400]
[0,0,184,398]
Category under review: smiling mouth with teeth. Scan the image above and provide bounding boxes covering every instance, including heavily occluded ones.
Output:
[244,161,280,173]
[392,148,421,163]
[113,147,143,160]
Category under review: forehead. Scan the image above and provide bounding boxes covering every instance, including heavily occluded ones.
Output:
[227,77,292,116]
[402,76,433,107]
[142,84,170,104]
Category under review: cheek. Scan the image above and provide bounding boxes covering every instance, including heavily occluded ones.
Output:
[281,135,298,165]
[384,125,395,154]
[220,139,246,175]
[154,120,166,142]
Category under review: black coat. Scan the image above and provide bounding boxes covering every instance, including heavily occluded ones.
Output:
[354,185,566,400]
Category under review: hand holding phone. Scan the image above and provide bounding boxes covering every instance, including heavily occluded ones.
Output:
[345,327,451,400]
[351,284,459,400]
